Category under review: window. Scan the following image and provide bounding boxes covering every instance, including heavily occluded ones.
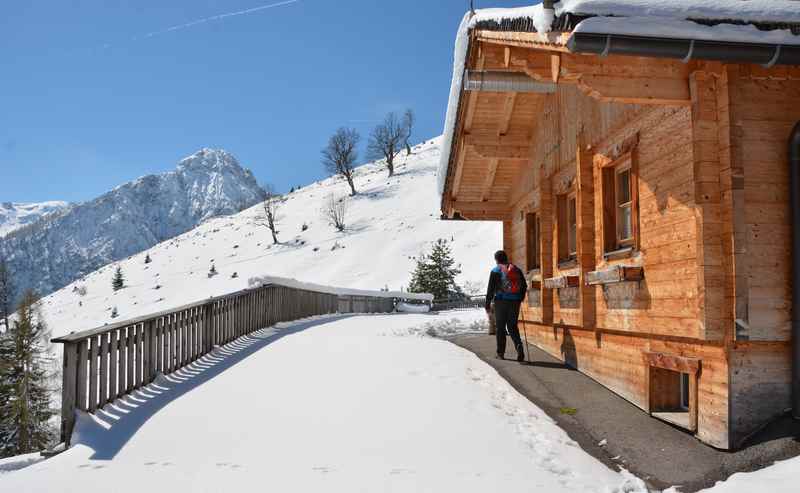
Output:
[557,192,577,263]
[615,165,633,247]
[526,212,540,271]
[602,155,638,253]
[680,373,690,410]
[567,192,577,258]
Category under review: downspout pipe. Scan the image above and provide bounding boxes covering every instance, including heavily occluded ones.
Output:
[791,122,800,420]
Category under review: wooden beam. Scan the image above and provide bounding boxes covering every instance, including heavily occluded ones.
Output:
[451,200,511,220]
[577,75,691,106]
[463,91,479,133]
[470,144,530,160]
[481,158,500,202]
[451,140,466,198]
[551,54,561,83]
[464,133,530,148]
[498,93,517,136]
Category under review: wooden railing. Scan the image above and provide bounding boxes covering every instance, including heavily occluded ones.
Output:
[52,283,400,446]
[432,296,486,312]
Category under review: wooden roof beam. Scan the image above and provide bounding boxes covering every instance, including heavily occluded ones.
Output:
[470,144,530,160]
[481,158,500,202]
[577,75,691,106]
[498,93,517,136]
[451,200,511,221]
[450,140,466,198]
[464,133,531,148]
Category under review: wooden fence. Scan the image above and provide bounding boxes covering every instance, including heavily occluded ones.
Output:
[431,296,486,312]
[52,283,398,447]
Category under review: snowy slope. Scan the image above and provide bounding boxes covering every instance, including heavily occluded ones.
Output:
[39,138,502,338]
[0,149,263,304]
[0,313,646,492]
[0,201,69,237]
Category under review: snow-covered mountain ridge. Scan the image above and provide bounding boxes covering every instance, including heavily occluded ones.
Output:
[39,137,502,338]
[0,149,263,304]
[0,201,70,237]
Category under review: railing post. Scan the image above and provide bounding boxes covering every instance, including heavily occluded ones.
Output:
[60,342,79,446]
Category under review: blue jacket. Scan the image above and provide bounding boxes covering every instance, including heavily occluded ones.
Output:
[485,264,526,308]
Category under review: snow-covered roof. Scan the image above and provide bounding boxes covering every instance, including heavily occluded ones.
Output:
[436,1,800,197]
[559,0,800,25]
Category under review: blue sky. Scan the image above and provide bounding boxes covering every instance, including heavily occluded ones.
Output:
[1,0,530,203]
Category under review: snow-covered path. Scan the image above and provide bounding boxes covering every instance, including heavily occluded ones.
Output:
[2,313,644,492]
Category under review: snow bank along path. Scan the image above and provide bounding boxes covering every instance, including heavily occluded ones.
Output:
[2,312,645,493]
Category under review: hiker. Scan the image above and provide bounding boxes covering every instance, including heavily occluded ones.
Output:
[485,250,527,361]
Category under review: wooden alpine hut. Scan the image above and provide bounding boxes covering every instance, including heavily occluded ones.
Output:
[437,0,800,449]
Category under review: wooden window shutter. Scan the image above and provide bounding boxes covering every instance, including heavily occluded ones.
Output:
[602,167,616,252]
[557,195,567,261]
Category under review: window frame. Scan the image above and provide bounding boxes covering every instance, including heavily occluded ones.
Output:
[526,211,541,272]
[614,163,634,248]
[557,190,578,265]
[567,191,577,258]
[601,151,640,255]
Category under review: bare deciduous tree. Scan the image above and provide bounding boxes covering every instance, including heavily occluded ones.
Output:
[367,112,406,177]
[402,108,415,156]
[322,128,360,196]
[322,194,348,232]
[254,184,282,244]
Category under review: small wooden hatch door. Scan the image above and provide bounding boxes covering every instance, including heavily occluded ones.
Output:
[643,352,701,432]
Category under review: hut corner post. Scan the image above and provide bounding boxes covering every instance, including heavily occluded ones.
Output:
[790,121,800,420]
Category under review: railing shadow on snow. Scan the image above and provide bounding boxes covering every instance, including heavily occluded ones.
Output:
[73,314,355,460]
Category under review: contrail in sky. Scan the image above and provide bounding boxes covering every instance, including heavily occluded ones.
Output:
[136,0,300,40]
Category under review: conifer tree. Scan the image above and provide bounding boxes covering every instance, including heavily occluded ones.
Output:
[111,266,125,291]
[0,290,55,456]
[0,254,12,331]
[408,239,463,300]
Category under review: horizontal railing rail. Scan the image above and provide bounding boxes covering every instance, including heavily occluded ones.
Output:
[52,282,418,447]
[431,296,486,312]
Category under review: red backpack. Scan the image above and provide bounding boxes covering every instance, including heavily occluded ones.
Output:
[498,263,523,295]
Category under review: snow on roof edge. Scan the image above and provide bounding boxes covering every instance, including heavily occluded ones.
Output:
[437,6,548,198]
[574,16,800,46]
[248,275,435,301]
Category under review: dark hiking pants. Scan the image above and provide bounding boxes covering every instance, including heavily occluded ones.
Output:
[494,299,523,357]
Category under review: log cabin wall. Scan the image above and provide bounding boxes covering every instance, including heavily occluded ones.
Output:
[505,78,732,448]
[724,67,800,445]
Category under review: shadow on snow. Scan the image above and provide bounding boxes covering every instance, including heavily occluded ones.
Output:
[74,314,356,460]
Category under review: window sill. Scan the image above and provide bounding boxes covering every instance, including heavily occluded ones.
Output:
[557,258,578,270]
[603,247,634,261]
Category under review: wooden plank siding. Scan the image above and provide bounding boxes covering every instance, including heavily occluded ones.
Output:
[443,41,800,448]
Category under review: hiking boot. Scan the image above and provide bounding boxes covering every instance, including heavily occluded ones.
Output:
[496,352,505,360]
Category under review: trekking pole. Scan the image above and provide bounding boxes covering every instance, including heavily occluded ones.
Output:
[522,318,530,362]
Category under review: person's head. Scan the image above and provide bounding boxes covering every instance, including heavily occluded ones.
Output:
[494,250,509,265]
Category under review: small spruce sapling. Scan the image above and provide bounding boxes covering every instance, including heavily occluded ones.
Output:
[111,266,125,292]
